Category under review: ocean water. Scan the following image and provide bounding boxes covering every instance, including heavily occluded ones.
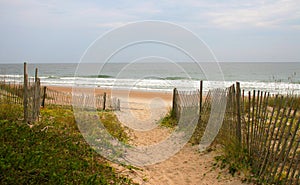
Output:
[0,62,299,94]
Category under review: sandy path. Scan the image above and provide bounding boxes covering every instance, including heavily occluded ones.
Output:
[110,93,247,185]
[48,86,247,184]
[135,145,245,185]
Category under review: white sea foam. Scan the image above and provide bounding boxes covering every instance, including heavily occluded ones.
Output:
[1,74,299,95]
[1,62,299,94]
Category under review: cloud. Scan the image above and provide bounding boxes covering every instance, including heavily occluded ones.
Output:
[1,0,300,30]
[0,0,299,63]
[202,0,300,29]
[0,0,165,31]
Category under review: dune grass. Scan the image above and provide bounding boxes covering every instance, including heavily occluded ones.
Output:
[0,104,136,184]
[159,109,177,128]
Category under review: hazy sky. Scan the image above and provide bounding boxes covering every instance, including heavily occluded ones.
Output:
[0,0,300,63]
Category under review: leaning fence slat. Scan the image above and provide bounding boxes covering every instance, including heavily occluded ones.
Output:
[259,96,284,176]
[257,92,269,153]
[236,82,242,144]
[263,98,289,180]
[254,91,263,152]
[276,111,299,183]
[289,137,300,185]
[247,91,251,152]
[252,91,260,157]
[250,90,256,155]
[258,95,278,173]
[267,104,294,183]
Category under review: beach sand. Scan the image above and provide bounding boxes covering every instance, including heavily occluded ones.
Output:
[48,86,248,185]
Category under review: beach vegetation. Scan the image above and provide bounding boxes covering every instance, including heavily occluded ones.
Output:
[213,138,254,183]
[0,102,23,121]
[0,104,135,184]
[98,110,130,143]
[268,94,300,111]
[159,109,177,128]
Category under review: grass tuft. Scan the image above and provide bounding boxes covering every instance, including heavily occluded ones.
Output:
[159,109,177,128]
[214,138,255,183]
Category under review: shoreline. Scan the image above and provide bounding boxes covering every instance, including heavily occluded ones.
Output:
[46,85,173,102]
[1,73,300,95]
[35,81,300,96]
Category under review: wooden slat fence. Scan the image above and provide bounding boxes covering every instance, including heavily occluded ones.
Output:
[172,81,204,119]
[0,82,24,105]
[44,87,120,111]
[241,91,300,184]
[205,83,300,184]
[173,81,300,184]
[0,63,41,122]
[172,88,201,120]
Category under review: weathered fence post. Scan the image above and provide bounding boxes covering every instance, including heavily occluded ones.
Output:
[42,86,47,108]
[31,67,41,121]
[103,92,106,110]
[199,80,203,115]
[32,68,37,120]
[22,63,41,122]
[172,88,177,117]
[117,99,120,111]
[23,62,28,122]
[236,82,242,145]
[35,68,38,82]
[34,78,41,120]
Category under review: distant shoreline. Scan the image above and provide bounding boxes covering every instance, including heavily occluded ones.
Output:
[46,85,173,103]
